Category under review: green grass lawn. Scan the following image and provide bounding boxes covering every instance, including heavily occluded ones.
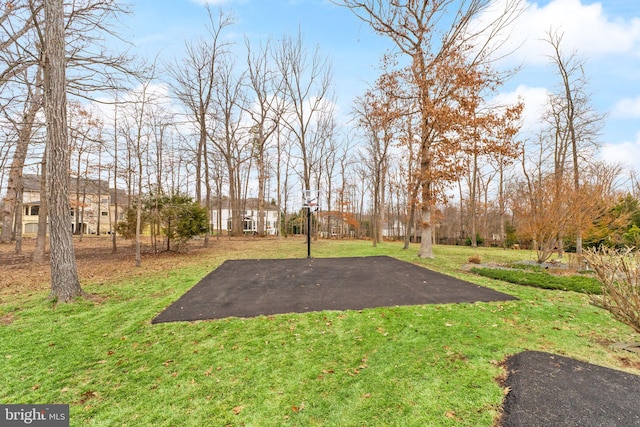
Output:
[1,240,639,426]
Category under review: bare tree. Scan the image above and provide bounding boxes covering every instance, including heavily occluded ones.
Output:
[0,1,40,87]
[208,57,250,236]
[275,31,334,191]
[245,37,285,236]
[32,149,48,262]
[544,29,604,255]
[2,0,136,263]
[321,132,341,239]
[274,124,295,238]
[0,65,43,244]
[68,101,102,236]
[119,75,161,266]
[168,7,233,245]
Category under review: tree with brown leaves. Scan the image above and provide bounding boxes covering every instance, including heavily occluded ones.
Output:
[339,0,523,258]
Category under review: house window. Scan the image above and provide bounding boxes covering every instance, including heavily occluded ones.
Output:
[24,223,38,233]
[30,205,39,216]
[101,211,108,216]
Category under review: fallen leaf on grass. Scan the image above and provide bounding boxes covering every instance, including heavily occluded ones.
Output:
[445,411,461,421]
[79,390,97,404]
[233,406,243,415]
[0,313,15,326]
[291,403,305,412]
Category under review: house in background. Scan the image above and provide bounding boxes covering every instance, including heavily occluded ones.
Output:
[20,174,127,236]
[210,198,280,236]
[10,175,279,237]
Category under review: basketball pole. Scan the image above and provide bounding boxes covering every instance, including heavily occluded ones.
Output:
[307,206,311,259]
[303,189,317,259]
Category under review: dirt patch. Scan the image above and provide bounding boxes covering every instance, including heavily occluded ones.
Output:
[0,312,15,325]
[617,356,640,370]
[0,236,274,298]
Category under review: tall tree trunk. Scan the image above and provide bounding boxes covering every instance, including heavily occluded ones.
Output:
[470,149,478,248]
[14,186,23,254]
[0,79,41,243]
[276,135,283,240]
[111,100,119,253]
[257,154,266,236]
[33,157,49,263]
[403,202,416,250]
[403,181,419,250]
[135,161,142,267]
[44,0,82,301]
[498,162,506,248]
[203,140,211,247]
[96,146,102,235]
[418,130,434,257]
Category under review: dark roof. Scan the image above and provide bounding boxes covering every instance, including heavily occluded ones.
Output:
[23,174,127,205]
[212,197,279,211]
[23,174,111,194]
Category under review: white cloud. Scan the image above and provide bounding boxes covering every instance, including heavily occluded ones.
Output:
[492,84,550,133]
[600,134,640,171]
[480,0,640,65]
[612,96,640,118]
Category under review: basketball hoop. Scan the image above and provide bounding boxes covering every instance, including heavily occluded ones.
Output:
[303,189,320,211]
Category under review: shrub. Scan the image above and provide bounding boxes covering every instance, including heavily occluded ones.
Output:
[468,254,482,264]
[584,247,640,334]
[465,234,484,246]
[471,267,601,294]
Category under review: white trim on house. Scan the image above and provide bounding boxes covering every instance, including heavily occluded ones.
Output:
[210,199,279,235]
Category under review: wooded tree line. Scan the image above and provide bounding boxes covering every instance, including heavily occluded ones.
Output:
[1,1,640,300]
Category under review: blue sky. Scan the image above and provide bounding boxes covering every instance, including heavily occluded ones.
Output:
[119,0,640,174]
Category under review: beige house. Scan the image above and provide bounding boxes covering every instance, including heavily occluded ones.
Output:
[210,198,280,236]
[20,174,127,236]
